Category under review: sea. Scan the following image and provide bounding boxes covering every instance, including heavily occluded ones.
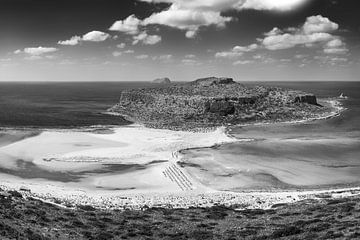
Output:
[0,81,359,191]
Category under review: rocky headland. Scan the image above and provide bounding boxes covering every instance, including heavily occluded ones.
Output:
[109,77,327,130]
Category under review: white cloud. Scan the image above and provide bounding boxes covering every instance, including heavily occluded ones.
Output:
[58,31,110,46]
[238,0,308,11]
[82,31,110,42]
[215,51,243,59]
[124,50,135,54]
[314,55,348,65]
[117,43,126,48]
[132,32,162,45]
[215,44,258,59]
[260,15,345,52]
[262,32,333,50]
[303,15,338,34]
[142,7,231,38]
[112,51,122,57]
[182,59,202,66]
[137,0,308,38]
[58,36,82,46]
[233,60,253,65]
[14,49,22,54]
[141,0,308,11]
[109,15,141,35]
[323,48,348,54]
[136,54,149,59]
[158,54,173,60]
[323,38,348,54]
[185,54,196,58]
[21,47,58,56]
[233,44,258,52]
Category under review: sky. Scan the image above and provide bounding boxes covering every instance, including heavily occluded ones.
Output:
[0,0,359,82]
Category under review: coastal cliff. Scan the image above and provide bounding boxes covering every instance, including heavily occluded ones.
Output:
[109,77,324,130]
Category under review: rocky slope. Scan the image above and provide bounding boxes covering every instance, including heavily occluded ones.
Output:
[109,77,326,130]
[1,188,359,240]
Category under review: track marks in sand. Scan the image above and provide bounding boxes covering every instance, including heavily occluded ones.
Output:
[163,164,194,191]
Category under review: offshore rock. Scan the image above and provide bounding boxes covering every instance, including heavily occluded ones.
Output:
[191,77,235,86]
[109,77,324,130]
[152,77,171,84]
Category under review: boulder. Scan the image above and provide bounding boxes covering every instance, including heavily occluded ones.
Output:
[152,77,171,84]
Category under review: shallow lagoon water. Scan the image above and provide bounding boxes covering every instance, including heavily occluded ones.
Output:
[0,81,359,192]
[181,82,360,191]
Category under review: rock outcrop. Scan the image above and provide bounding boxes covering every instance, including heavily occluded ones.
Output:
[294,94,318,105]
[109,77,324,130]
[152,77,171,84]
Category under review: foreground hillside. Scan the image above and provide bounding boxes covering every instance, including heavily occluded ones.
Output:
[109,77,326,130]
[0,189,359,239]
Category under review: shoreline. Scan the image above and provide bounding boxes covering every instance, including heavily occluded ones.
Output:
[0,97,356,210]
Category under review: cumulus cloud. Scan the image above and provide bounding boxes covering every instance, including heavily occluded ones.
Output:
[15,46,58,56]
[112,51,122,57]
[158,54,173,60]
[261,32,333,50]
[185,54,196,58]
[140,0,308,11]
[303,15,339,34]
[142,7,231,38]
[109,15,142,35]
[182,59,202,66]
[135,0,308,38]
[82,31,111,42]
[233,60,253,65]
[58,31,110,46]
[117,43,126,48]
[58,36,82,46]
[238,0,308,11]
[260,15,345,52]
[132,32,162,45]
[215,44,258,59]
[323,39,348,54]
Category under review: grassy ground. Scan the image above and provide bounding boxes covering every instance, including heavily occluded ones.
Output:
[0,189,359,240]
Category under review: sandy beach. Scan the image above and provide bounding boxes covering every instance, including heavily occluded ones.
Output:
[0,124,236,200]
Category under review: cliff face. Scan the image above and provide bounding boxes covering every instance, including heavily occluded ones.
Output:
[109,77,322,130]
[294,94,318,105]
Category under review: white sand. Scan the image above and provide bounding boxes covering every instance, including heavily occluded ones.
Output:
[0,124,236,195]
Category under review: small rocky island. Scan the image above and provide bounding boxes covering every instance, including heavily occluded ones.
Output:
[152,77,171,84]
[109,77,326,130]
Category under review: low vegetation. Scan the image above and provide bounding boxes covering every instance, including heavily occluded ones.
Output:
[1,188,359,239]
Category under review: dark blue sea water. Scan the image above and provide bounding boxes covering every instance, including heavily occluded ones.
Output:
[0,82,157,128]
